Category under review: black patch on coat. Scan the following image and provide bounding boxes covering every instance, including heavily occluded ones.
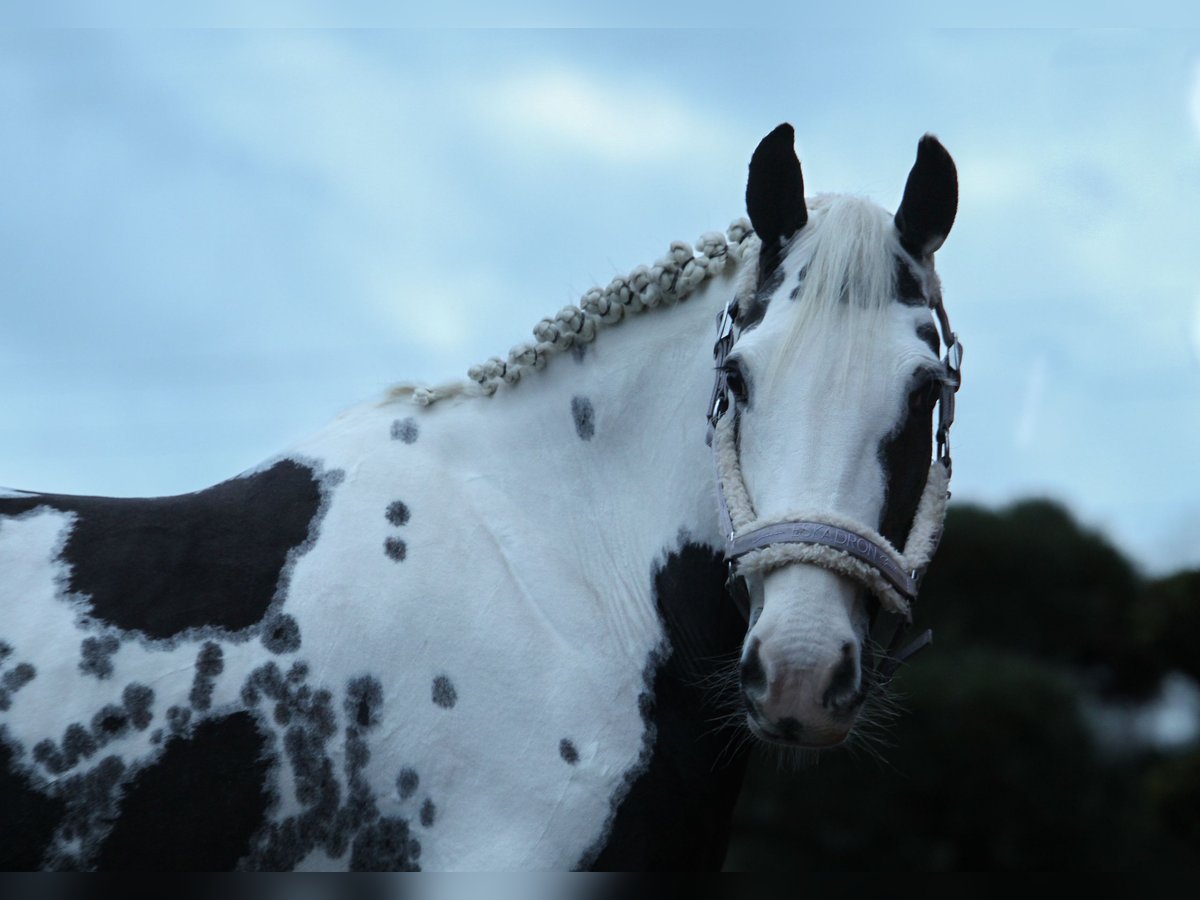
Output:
[93,712,272,871]
[385,501,410,527]
[431,676,457,709]
[878,377,938,550]
[384,537,407,562]
[559,738,579,765]
[917,322,940,354]
[419,798,436,828]
[895,255,927,307]
[391,418,419,444]
[571,396,595,441]
[583,541,751,871]
[397,768,419,800]
[43,754,125,867]
[79,635,120,680]
[0,461,323,640]
[0,733,68,869]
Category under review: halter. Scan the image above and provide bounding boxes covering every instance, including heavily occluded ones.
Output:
[706,286,962,678]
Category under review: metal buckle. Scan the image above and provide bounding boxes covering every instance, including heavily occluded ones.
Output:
[707,300,739,434]
[936,332,962,466]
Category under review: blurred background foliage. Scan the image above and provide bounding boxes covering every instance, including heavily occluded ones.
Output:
[726,499,1200,870]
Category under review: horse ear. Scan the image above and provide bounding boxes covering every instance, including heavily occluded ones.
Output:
[746,123,808,247]
[895,134,958,257]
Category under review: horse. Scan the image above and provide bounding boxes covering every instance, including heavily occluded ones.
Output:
[0,123,960,871]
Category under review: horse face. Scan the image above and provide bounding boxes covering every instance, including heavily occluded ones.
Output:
[728,125,957,747]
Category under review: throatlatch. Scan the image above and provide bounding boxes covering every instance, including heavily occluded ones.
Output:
[706,289,962,677]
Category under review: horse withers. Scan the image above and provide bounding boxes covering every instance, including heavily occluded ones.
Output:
[0,124,959,870]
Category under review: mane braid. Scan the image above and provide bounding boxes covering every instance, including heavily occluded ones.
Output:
[385,219,759,407]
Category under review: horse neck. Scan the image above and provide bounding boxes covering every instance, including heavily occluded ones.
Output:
[475,271,733,580]
[359,268,737,666]
[461,270,751,868]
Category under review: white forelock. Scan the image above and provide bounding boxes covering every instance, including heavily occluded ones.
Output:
[762,194,903,392]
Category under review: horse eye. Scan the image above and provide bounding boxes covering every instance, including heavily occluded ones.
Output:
[909,375,939,412]
[723,362,749,403]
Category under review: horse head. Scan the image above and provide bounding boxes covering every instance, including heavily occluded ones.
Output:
[719,124,960,748]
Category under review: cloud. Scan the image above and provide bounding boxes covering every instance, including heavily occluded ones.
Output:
[957,155,1040,211]
[481,67,738,166]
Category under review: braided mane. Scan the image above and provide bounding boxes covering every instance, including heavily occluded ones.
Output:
[386,219,759,407]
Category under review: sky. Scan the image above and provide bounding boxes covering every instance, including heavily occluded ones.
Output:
[2,12,1199,575]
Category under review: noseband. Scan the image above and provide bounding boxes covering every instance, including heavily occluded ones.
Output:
[706,285,962,677]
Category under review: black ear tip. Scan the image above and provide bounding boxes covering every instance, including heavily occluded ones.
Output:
[768,122,795,142]
[918,134,955,167]
[753,123,797,160]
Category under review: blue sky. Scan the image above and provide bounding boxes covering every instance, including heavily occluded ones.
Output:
[2,20,1199,574]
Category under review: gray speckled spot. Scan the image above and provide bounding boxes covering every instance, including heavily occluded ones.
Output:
[1,662,35,693]
[391,418,419,444]
[571,396,595,441]
[190,643,223,710]
[559,738,579,765]
[195,642,224,677]
[123,682,154,730]
[386,501,410,527]
[79,635,120,679]
[420,798,436,828]
[92,704,130,743]
[384,537,407,562]
[431,676,457,709]
[63,723,97,764]
[346,675,384,730]
[262,614,302,654]
[167,705,192,733]
[33,739,67,774]
[349,817,420,871]
[0,661,35,709]
[397,767,419,800]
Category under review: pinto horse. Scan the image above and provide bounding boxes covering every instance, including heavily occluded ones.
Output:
[0,124,960,870]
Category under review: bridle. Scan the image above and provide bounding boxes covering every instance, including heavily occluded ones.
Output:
[706,275,963,679]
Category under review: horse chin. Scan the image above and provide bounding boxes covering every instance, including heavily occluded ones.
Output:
[744,711,854,749]
[742,688,862,749]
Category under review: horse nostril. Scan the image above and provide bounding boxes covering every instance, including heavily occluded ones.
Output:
[822,642,860,711]
[740,638,766,693]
